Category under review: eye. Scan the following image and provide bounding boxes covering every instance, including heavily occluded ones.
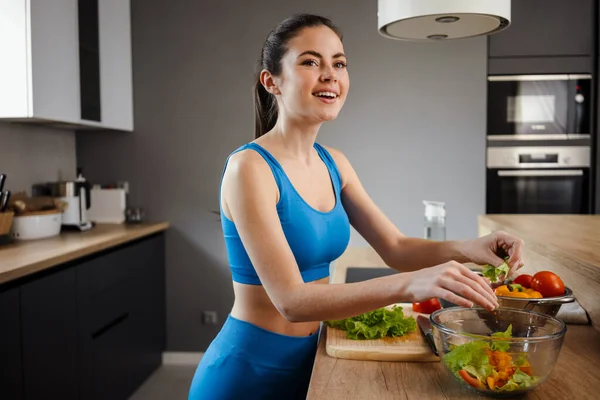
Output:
[302,59,318,67]
[334,61,347,68]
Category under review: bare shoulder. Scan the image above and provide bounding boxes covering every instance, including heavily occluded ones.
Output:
[319,144,355,187]
[222,147,278,204]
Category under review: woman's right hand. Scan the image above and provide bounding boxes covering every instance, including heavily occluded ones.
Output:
[403,261,499,311]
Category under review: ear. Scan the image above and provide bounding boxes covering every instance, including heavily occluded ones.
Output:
[260,69,281,95]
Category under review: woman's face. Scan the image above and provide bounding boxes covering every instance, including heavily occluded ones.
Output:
[269,26,349,124]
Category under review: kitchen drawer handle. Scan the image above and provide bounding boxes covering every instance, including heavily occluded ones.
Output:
[92,312,130,339]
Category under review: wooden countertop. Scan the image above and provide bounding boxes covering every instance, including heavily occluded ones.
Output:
[309,243,600,399]
[478,215,600,271]
[0,222,169,284]
[308,323,600,399]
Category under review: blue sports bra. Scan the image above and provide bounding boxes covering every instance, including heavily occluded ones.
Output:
[220,142,351,285]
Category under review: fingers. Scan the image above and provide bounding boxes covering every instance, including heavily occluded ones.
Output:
[441,277,497,311]
[460,267,497,300]
[495,231,525,277]
[436,289,474,308]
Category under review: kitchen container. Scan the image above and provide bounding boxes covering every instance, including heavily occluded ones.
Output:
[439,287,575,318]
[11,210,62,240]
[430,307,566,397]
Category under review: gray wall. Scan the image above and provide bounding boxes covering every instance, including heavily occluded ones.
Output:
[76,0,486,351]
[0,122,76,193]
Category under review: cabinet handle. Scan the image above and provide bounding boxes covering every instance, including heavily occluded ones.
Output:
[92,312,130,339]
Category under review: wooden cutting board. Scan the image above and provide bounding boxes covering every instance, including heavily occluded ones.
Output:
[325,303,439,362]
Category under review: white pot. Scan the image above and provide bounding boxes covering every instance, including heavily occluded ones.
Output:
[11,212,62,240]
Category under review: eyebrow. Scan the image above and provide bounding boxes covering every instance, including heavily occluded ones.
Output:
[297,50,346,59]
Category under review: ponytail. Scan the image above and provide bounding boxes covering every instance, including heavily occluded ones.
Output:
[253,75,278,138]
[252,14,342,139]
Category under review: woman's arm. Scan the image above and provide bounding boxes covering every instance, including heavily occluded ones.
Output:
[325,146,523,273]
[222,150,497,323]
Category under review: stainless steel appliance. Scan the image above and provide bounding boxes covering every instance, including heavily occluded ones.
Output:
[34,176,93,231]
[487,74,591,141]
[486,146,591,214]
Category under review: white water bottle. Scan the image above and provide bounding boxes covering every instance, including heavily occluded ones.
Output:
[423,201,446,241]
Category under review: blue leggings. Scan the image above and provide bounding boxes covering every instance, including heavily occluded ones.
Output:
[188,314,319,400]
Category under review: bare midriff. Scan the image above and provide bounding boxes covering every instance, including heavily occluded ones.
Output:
[230,277,328,337]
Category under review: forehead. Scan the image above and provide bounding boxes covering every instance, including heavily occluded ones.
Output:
[285,26,344,57]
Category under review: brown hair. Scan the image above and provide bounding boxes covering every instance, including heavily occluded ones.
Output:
[253,14,343,138]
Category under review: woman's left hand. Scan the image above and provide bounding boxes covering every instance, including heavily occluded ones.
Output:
[459,231,525,279]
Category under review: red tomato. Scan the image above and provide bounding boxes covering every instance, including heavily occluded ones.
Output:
[412,298,442,314]
[459,370,483,389]
[513,274,533,288]
[531,271,565,297]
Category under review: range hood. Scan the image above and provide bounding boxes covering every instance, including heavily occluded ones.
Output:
[378,0,511,41]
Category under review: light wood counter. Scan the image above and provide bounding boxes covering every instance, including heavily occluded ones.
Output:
[309,241,600,399]
[0,222,169,284]
[479,215,600,331]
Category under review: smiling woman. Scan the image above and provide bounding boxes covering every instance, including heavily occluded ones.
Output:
[187,12,523,400]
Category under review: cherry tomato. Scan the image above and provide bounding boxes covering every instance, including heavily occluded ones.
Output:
[512,274,533,288]
[531,271,565,298]
[412,298,442,314]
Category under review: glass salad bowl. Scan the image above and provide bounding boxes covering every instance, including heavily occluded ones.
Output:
[430,307,566,398]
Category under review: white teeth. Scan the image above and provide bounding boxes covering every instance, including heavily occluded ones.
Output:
[314,91,338,98]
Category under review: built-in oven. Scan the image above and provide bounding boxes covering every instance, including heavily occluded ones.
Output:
[486,146,591,214]
[487,74,591,141]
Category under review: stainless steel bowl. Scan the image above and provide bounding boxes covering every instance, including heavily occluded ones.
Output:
[496,287,575,318]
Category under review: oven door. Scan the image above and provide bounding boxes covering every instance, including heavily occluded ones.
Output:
[487,74,591,139]
[486,168,590,214]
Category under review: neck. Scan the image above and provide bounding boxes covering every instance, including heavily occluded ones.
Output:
[268,116,322,164]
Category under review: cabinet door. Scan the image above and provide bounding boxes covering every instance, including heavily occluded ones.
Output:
[21,267,78,400]
[78,234,166,399]
[0,287,23,400]
[489,0,593,58]
[98,0,134,130]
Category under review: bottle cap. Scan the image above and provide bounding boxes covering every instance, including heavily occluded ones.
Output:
[423,200,446,218]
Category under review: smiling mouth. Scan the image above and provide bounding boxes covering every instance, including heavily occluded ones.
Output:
[312,91,339,99]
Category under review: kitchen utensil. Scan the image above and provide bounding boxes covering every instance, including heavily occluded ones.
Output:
[325,303,439,362]
[0,173,6,192]
[430,307,566,397]
[439,287,576,318]
[416,315,438,356]
[11,210,62,240]
[0,211,14,236]
[1,190,11,212]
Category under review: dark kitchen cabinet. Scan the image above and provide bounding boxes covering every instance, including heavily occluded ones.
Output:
[489,0,594,58]
[78,234,166,400]
[0,287,23,400]
[21,267,79,400]
[0,232,166,400]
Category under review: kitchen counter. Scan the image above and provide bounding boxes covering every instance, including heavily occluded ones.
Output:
[0,222,169,284]
[308,215,600,399]
[478,215,600,331]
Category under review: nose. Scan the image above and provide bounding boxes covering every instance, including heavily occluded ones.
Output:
[320,64,338,82]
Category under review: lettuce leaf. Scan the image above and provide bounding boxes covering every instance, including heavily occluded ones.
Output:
[482,256,510,283]
[444,340,493,378]
[324,305,417,340]
[490,324,512,352]
[497,369,540,391]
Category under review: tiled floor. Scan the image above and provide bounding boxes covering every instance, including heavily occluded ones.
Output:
[129,365,196,400]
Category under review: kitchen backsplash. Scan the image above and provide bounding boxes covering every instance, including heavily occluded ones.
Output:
[0,122,76,194]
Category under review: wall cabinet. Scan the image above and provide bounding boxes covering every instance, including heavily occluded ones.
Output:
[0,0,133,131]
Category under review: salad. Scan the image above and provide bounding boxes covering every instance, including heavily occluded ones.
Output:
[444,325,540,392]
[325,305,416,340]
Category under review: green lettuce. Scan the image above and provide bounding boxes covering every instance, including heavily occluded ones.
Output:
[444,340,494,379]
[497,369,540,391]
[482,256,510,283]
[490,324,512,352]
[324,305,416,340]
